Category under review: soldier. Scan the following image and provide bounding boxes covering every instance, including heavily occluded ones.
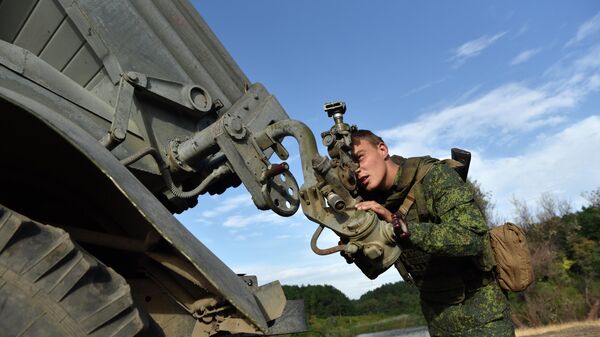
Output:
[351,129,515,337]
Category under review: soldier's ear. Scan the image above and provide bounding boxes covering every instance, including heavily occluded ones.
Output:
[377,142,389,159]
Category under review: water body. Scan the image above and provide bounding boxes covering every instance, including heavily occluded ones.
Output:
[356,326,429,337]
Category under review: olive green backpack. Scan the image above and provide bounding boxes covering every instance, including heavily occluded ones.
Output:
[488,222,534,291]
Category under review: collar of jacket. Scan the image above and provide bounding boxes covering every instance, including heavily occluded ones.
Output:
[383,155,414,210]
[384,155,439,211]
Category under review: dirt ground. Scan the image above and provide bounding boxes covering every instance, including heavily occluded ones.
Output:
[516,320,600,337]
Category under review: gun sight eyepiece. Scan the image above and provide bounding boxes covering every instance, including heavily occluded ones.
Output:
[324,101,346,118]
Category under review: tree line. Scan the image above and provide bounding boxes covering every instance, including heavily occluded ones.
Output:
[508,188,600,327]
[283,282,422,318]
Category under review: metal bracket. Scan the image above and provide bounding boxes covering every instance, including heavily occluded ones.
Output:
[124,71,214,116]
[101,71,218,150]
[254,132,289,160]
[100,75,135,150]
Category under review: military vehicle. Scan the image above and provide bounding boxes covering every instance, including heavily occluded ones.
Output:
[0,0,309,336]
[0,0,415,336]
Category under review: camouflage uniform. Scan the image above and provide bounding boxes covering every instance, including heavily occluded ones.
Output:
[374,157,515,337]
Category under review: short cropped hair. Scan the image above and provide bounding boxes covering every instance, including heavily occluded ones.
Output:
[351,129,385,147]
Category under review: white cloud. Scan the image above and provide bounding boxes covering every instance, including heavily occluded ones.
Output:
[446,84,483,108]
[451,32,507,66]
[381,42,600,219]
[510,48,541,65]
[233,256,402,299]
[515,24,529,38]
[200,194,253,218]
[382,42,600,159]
[398,77,446,98]
[473,115,600,220]
[194,218,213,225]
[222,212,287,228]
[566,11,600,47]
[381,83,575,158]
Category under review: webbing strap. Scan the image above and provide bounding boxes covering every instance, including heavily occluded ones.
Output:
[394,259,414,285]
[395,162,435,286]
[398,162,435,217]
[398,194,415,217]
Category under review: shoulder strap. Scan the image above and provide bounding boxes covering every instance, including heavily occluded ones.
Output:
[382,156,426,210]
[398,161,436,217]
[413,182,429,220]
[397,157,423,190]
[394,259,414,285]
[392,157,437,286]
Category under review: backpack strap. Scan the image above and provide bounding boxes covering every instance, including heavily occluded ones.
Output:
[413,183,429,221]
[440,158,467,182]
[397,157,422,191]
[385,156,431,209]
[393,160,435,286]
[394,258,414,285]
[397,161,436,217]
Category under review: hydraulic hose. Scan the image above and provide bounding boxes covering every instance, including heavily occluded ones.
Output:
[120,147,231,199]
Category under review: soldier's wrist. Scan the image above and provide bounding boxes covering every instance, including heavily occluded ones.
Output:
[392,212,411,239]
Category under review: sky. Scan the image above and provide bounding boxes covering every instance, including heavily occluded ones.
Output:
[178,1,600,299]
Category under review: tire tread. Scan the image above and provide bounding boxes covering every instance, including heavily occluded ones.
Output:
[0,205,146,337]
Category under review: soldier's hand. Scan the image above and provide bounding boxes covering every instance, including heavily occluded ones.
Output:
[355,201,393,223]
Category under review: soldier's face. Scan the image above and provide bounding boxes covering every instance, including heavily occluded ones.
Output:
[352,139,390,192]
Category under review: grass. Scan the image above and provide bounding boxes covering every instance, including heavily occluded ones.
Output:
[287,315,600,337]
[284,314,426,337]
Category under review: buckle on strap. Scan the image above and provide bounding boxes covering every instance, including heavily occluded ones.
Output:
[398,194,415,216]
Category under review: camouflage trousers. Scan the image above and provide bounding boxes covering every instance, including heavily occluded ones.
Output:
[420,281,515,337]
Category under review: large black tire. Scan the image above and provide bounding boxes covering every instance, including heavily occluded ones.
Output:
[0,205,147,337]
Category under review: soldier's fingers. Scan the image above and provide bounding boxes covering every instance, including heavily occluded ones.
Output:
[358,203,393,222]
[356,202,386,215]
[356,201,378,208]
[369,205,387,215]
[355,201,373,210]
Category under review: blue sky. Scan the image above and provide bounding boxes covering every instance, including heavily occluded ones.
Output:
[178,1,600,299]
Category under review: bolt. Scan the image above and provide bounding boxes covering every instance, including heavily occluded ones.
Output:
[127,72,138,82]
[113,128,126,140]
[230,117,242,132]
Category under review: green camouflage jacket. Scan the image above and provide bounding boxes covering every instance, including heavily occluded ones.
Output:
[374,157,515,336]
